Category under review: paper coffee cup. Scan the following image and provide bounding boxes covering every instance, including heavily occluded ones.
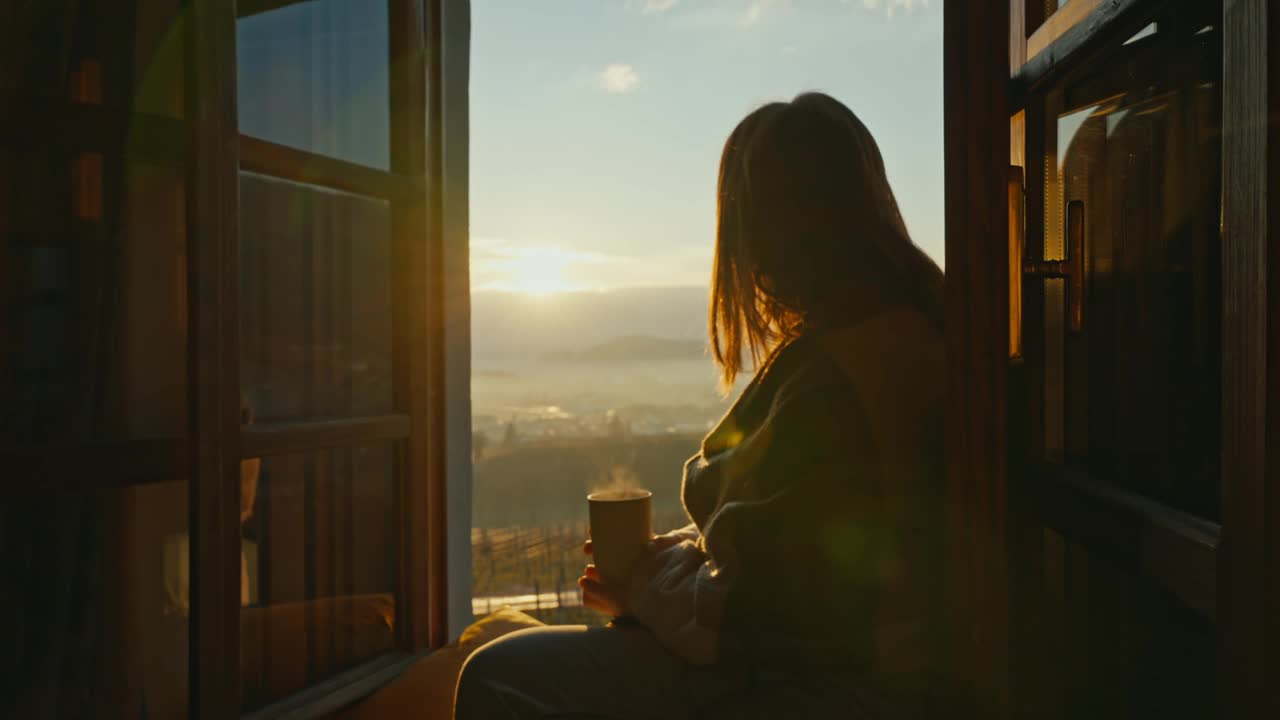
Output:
[588,489,653,586]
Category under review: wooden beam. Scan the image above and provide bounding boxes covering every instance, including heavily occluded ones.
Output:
[1037,466,1220,619]
[944,0,1011,716]
[0,95,185,166]
[389,0,440,653]
[0,439,186,492]
[240,414,412,458]
[240,134,423,202]
[1011,0,1027,76]
[240,652,419,720]
[1026,0,1104,60]
[186,0,242,716]
[1012,0,1150,107]
[1219,0,1280,714]
[423,0,452,653]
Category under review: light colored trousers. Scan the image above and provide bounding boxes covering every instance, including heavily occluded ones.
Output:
[452,624,908,720]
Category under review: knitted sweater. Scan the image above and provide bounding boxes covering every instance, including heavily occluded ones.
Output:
[625,308,944,699]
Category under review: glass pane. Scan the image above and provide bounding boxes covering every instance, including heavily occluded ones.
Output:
[1,1,183,114]
[1045,19,1221,517]
[237,0,391,169]
[2,480,189,716]
[239,172,394,422]
[1,157,187,444]
[240,443,400,712]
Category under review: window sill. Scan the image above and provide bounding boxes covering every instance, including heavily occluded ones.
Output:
[241,651,427,720]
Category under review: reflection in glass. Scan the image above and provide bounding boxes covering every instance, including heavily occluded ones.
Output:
[1,159,187,444]
[240,443,400,711]
[1047,21,1221,517]
[3,481,190,716]
[237,0,390,169]
[239,172,394,422]
[1123,22,1158,46]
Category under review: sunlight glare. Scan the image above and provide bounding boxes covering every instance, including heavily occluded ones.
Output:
[506,246,577,296]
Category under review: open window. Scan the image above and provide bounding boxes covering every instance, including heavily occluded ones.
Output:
[1012,1,1223,714]
[1,0,463,716]
[235,0,439,712]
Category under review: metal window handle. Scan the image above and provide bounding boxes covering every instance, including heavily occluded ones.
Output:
[1024,199,1085,333]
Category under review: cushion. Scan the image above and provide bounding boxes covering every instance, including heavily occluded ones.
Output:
[336,606,544,720]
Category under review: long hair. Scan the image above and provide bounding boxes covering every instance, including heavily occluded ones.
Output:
[710,92,944,388]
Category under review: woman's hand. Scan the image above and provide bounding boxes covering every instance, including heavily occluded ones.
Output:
[578,530,694,617]
[578,538,629,616]
[577,564,629,617]
[580,527,696,558]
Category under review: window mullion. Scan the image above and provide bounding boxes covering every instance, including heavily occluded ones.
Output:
[186,0,242,716]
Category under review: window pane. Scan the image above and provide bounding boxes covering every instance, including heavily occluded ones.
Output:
[1,156,187,444]
[1046,21,1221,517]
[2,0,183,116]
[239,172,394,422]
[237,0,391,169]
[240,443,400,712]
[1,480,189,716]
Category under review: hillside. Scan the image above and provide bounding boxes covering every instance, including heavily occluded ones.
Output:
[471,286,708,359]
[543,335,706,364]
[471,433,699,529]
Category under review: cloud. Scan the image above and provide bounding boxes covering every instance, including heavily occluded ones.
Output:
[741,0,776,26]
[640,0,677,13]
[863,0,928,19]
[598,63,639,93]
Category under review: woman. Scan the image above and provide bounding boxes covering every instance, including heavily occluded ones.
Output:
[455,92,945,719]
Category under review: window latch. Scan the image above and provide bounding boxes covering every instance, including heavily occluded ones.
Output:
[1024,199,1085,333]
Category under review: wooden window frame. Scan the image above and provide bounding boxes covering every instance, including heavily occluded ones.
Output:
[7,0,467,716]
[1013,0,1228,618]
[1011,0,1154,108]
[983,0,1280,715]
[1219,0,1280,714]
[191,0,451,716]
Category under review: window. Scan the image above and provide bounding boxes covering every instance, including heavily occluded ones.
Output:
[2,0,191,715]
[2,0,455,716]
[1039,2,1222,518]
[235,0,445,713]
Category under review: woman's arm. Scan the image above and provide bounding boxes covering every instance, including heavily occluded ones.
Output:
[623,540,726,666]
[704,382,886,667]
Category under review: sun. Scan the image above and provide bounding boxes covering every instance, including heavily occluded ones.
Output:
[505,247,578,296]
[472,239,605,295]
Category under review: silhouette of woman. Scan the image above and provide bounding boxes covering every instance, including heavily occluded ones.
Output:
[456,92,945,719]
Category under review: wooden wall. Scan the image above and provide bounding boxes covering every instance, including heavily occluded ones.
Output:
[943,1,1011,716]
[1219,0,1280,714]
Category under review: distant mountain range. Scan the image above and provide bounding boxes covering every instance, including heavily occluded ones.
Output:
[543,335,706,364]
[471,286,708,359]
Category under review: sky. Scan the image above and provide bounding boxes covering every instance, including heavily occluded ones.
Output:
[470,0,944,294]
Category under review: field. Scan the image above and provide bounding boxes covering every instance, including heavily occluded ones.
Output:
[471,432,701,624]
